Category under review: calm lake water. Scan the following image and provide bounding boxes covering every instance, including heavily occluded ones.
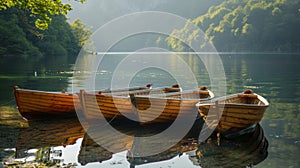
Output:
[0,53,299,167]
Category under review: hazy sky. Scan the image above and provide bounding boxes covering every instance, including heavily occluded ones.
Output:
[66,0,222,32]
[65,0,222,52]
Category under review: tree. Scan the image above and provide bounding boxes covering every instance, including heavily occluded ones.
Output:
[0,0,85,30]
[70,19,92,49]
[165,0,300,52]
[0,11,41,57]
[0,8,87,60]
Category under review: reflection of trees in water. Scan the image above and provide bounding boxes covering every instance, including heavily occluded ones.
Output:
[262,119,300,167]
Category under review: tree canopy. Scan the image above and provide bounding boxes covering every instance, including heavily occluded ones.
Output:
[0,0,85,30]
[0,8,91,59]
[165,0,300,52]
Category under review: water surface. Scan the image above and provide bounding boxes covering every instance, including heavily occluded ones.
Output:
[0,53,299,167]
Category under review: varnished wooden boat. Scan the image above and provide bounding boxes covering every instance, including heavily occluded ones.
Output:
[13,84,152,119]
[131,86,214,124]
[13,86,80,119]
[78,84,179,121]
[194,124,268,168]
[196,90,269,135]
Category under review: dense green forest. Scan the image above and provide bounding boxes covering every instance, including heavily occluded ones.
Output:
[1,0,299,56]
[165,0,300,52]
[0,8,90,62]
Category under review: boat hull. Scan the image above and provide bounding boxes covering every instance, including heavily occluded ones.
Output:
[79,86,213,124]
[133,90,214,124]
[13,86,79,119]
[79,91,138,121]
[78,85,158,121]
[197,93,269,134]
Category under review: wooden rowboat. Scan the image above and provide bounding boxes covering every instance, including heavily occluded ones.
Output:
[13,84,152,119]
[13,86,80,119]
[78,84,179,122]
[131,86,214,124]
[196,90,269,135]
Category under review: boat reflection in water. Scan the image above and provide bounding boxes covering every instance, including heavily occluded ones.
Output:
[193,124,268,168]
[126,123,268,168]
[79,119,268,168]
[11,117,268,167]
[78,120,137,165]
[14,117,85,164]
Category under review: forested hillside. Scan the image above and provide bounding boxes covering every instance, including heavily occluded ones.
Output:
[0,8,89,61]
[165,0,300,52]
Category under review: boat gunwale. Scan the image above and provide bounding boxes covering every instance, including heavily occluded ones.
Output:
[14,86,74,95]
[14,88,147,96]
[195,92,269,107]
[13,85,78,116]
[14,85,153,96]
[81,86,165,98]
[133,89,214,101]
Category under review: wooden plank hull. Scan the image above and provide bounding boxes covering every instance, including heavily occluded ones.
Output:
[13,85,152,120]
[133,90,214,124]
[79,85,158,121]
[196,92,269,134]
[79,91,137,121]
[79,86,213,124]
[13,86,80,119]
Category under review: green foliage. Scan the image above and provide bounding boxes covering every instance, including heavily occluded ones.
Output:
[0,12,41,57]
[70,19,92,49]
[241,23,252,34]
[0,8,88,62]
[0,0,85,30]
[29,14,82,59]
[165,0,300,52]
